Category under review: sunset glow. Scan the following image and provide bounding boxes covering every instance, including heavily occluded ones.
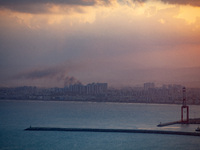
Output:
[0,0,200,87]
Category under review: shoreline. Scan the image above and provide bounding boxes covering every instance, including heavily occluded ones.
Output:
[1,98,199,106]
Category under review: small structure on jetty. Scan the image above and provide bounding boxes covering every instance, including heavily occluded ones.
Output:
[158,87,200,127]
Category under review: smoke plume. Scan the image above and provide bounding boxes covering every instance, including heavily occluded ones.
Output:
[13,67,66,80]
[64,76,82,87]
[12,66,82,87]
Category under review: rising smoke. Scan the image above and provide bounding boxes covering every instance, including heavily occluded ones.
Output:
[64,76,82,87]
[13,66,82,87]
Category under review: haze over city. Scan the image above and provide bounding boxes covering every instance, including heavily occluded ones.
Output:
[0,0,200,88]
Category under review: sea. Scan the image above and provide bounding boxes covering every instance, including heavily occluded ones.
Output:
[0,100,200,150]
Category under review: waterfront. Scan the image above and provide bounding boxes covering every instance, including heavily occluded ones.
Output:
[0,100,200,149]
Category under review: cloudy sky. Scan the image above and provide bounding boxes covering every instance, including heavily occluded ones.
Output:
[0,0,200,88]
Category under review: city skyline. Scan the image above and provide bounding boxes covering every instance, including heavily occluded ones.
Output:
[1,0,200,88]
[1,81,200,105]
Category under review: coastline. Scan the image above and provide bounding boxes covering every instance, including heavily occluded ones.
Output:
[1,98,199,106]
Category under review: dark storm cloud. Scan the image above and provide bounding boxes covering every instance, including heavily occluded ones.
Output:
[0,0,95,6]
[0,0,111,13]
[160,0,200,6]
[131,0,200,6]
[1,0,200,14]
[0,4,49,14]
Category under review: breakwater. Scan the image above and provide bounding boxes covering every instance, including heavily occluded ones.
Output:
[25,127,200,137]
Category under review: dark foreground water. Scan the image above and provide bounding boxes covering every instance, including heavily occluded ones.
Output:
[0,100,200,150]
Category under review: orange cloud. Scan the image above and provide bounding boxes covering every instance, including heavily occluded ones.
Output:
[175,5,200,24]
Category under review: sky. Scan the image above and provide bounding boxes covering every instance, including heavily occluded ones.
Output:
[0,0,200,88]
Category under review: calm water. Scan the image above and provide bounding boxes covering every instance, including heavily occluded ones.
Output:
[0,100,200,150]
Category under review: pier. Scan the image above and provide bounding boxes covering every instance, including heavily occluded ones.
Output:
[157,120,182,127]
[24,127,200,137]
[157,118,200,127]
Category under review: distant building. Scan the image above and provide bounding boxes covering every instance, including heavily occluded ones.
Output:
[86,83,108,95]
[68,83,85,95]
[66,83,108,95]
[144,82,155,90]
